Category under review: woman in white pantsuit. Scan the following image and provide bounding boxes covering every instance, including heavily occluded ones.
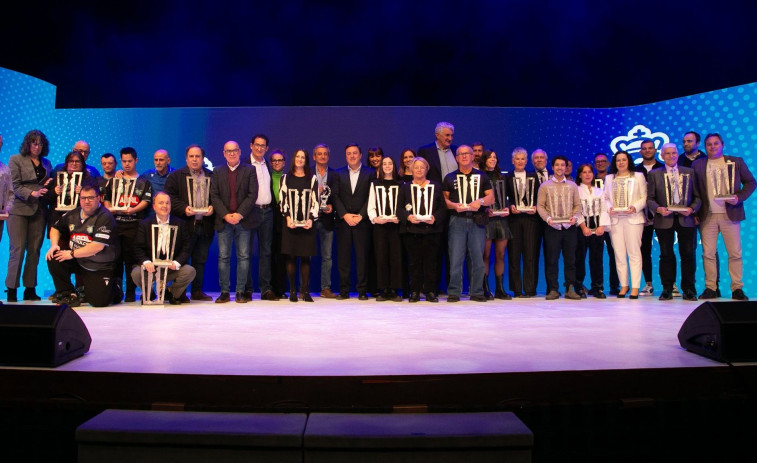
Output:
[603,151,647,299]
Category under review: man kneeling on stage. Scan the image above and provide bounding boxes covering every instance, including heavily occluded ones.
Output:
[46,184,123,307]
[130,191,195,305]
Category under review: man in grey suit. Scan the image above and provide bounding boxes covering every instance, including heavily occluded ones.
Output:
[692,133,756,301]
[647,143,701,301]
[210,140,259,303]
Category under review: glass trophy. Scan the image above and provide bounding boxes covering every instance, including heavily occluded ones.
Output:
[490,179,509,216]
[593,178,604,190]
[319,184,331,211]
[110,177,137,212]
[186,176,211,213]
[548,183,574,223]
[0,181,8,218]
[374,185,399,220]
[664,171,691,212]
[710,161,737,200]
[456,173,481,209]
[141,224,178,306]
[410,183,434,222]
[514,177,536,211]
[286,188,313,227]
[581,197,602,234]
[611,177,634,213]
[55,171,83,211]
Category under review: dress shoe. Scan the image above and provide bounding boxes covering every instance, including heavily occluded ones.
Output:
[516,293,530,299]
[577,288,588,299]
[178,294,191,304]
[301,292,314,302]
[716,287,721,297]
[124,291,136,303]
[593,290,607,299]
[732,289,749,301]
[243,290,253,301]
[376,291,388,302]
[565,286,581,300]
[425,292,438,303]
[289,293,298,302]
[389,290,403,302]
[5,288,17,303]
[470,295,488,302]
[191,290,213,301]
[545,290,560,300]
[235,292,250,303]
[682,290,698,301]
[659,290,673,301]
[358,292,369,301]
[23,287,41,301]
[336,292,350,300]
[699,288,719,299]
[261,290,279,301]
[447,295,460,303]
[320,288,337,299]
[408,292,421,303]
[215,292,230,303]
[165,292,182,305]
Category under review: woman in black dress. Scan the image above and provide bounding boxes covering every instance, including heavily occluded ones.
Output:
[368,156,403,301]
[481,150,513,300]
[279,149,319,302]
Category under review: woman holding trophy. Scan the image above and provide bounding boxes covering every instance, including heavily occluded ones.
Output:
[279,149,320,302]
[46,151,97,238]
[481,150,512,300]
[368,156,404,301]
[602,151,648,299]
[575,163,610,299]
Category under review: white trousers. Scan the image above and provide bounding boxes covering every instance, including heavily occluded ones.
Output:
[609,218,643,289]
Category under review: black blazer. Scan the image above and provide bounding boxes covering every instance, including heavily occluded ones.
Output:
[417,142,458,186]
[312,166,339,231]
[133,215,192,266]
[164,166,216,236]
[210,163,259,231]
[332,164,375,225]
[505,171,540,214]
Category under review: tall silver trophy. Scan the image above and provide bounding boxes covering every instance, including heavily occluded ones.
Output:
[611,177,635,213]
[55,171,83,211]
[374,185,399,220]
[514,177,536,211]
[549,183,574,223]
[0,177,8,218]
[581,196,602,234]
[110,177,137,212]
[319,184,331,211]
[410,183,434,222]
[490,179,509,216]
[664,171,691,212]
[286,189,313,227]
[141,224,179,306]
[456,173,481,209]
[710,161,737,200]
[186,176,211,213]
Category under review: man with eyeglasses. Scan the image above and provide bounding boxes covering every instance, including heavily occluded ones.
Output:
[593,152,620,295]
[53,141,100,178]
[46,184,121,307]
[240,134,278,301]
[269,149,288,298]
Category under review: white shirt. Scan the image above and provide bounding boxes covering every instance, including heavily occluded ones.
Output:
[250,157,272,205]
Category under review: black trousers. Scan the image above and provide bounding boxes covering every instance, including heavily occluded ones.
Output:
[575,228,605,291]
[373,223,402,290]
[508,214,542,295]
[336,222,371,294]
[189,224,214,293]
[603,232,620,292]
[115,221,138,294]
[656,221,697,293]
[543,225,578,293]
[405,232,441,294]
[641,224,655,283]
[48,259,120,307]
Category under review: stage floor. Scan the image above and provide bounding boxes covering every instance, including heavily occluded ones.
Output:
[8,293,729,377]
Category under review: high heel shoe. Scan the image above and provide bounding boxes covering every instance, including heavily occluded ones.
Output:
[301,292,313,302]
[617,287,629,298]
[629,288,640,299]
[289,292,298,302]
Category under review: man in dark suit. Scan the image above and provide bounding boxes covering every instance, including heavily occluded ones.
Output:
[647,143,701,301]
[692,133,756,301]
[130,192,196,305]
[312,144,339,298]
[634,139,665,297]
[332,143,375,299]
[210,140,259,303]
[164,144,215,301]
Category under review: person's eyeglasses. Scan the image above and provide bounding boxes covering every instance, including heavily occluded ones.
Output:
[224,149,240,154]
[252,143,267,149]
[271,159,285,163]
[31,141,43,147]
[68,160,82,164]
[80,196,97,201]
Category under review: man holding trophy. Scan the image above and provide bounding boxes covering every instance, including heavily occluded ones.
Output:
[692,133,756,301]
[647,143,701,301]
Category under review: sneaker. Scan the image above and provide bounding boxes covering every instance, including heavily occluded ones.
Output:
[732,289,749,301]
[640,283,654,296]
[545,290,560,300]
[61,293,81,308]
[672,284,682,298]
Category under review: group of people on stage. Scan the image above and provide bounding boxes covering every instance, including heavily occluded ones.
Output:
[0,122,753,307]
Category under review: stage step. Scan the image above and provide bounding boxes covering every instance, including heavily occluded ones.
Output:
[304,412,533,462]
[76,409,306,463]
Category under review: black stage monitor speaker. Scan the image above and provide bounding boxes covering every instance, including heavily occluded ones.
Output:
[0,304,92,367]
[678,301,757,363]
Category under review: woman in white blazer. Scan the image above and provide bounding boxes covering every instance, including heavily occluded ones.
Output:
[602,151,647,299]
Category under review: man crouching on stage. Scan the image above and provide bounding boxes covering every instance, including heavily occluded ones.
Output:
[130,191,195,305]
[46,184,123,307]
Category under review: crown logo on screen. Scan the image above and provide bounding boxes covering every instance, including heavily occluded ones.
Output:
[610,125,669,165]
[204,158,214,170]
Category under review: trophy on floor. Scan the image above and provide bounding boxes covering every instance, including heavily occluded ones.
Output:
[490,179,509,216]
[55,171,83,211]
[514,177,536,211]
[286,189,313,227]
[611,176,634,213]
[374,185,399,220]
[110,177,137,212]
[319,184,331,211]
[456,173,481,209]
[186,176,211,213]
[410,183,435,222]
[141,224,179,306]
[664,170,691,212]
[711,161,737,200]
[581,196,602,234]
[549,183,574,223]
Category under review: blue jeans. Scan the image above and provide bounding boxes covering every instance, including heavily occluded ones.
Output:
[447,215,487,297]
[217,222,251,293]
[246,207,273,293]
[316,221,334,290]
